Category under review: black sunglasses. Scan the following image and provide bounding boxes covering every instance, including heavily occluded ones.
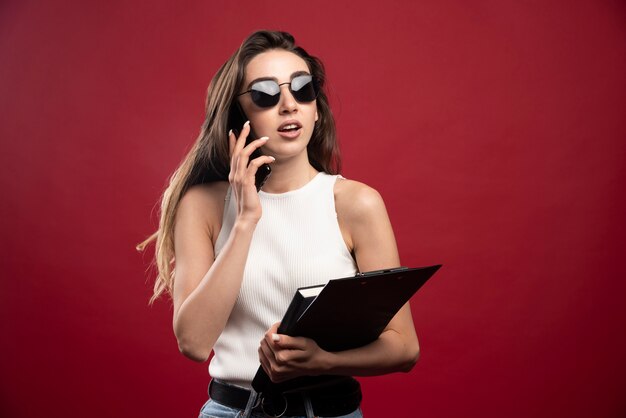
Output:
[238,74,320,108]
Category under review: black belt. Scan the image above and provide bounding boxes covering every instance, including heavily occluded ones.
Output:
[209,377,362,417]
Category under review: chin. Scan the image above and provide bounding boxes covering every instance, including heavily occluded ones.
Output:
[266,139,310,159]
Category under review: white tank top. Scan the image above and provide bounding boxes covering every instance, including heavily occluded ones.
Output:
[209,172,358,388]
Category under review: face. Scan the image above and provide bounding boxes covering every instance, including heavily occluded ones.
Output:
[238,49,319,160]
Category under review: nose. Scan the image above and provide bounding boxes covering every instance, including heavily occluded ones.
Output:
[278,84,298,114]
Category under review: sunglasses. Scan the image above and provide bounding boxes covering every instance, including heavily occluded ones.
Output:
[238,74,320,108]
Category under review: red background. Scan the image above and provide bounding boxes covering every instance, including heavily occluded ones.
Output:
[1,1,625,417]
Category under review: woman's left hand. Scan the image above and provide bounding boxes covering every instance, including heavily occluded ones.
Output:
[258,322,330,383]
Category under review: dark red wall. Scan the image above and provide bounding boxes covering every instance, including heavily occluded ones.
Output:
[1,1,625,417]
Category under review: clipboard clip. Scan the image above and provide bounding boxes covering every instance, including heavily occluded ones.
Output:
[355,266,409,277]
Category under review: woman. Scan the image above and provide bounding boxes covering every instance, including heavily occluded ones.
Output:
[140,30,420,418]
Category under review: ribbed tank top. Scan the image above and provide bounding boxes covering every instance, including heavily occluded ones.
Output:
[209,172,358,388]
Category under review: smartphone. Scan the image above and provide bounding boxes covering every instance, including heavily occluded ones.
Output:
[228,102,272,191]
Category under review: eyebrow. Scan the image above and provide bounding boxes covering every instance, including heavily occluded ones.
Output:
[245,71,311,91]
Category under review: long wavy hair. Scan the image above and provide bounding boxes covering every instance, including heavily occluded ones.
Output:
[138,30,341,304]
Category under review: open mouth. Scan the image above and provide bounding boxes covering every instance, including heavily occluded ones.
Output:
[278,121,302,133]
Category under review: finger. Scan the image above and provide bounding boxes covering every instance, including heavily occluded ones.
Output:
[259,340,279,372]
[229,128,242,179]
[235,136,268,180]
[240,136,270,159]
[228,129,236,158]
[228,130,238,184]
[235,121,251,154]
[273,334,307,350]
[261,336,278,358]
[235,120,250,152]
[247,155,275,175]
[259,347,291,383]
[261,323,280,355]
[231,123,249,170]
[259,339,274,360]
[273,348,293,366]
[258,346,272,377]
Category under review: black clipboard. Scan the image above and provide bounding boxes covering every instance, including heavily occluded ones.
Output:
[252,264,442,393]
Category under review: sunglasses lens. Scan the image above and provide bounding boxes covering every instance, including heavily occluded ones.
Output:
[250,80,280,108]
[291,75,318,103]
[247,75,319,108]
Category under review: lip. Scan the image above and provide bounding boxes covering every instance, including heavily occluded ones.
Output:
[277,119,302,131]
[277,127,302,139]
[277,119,303,140]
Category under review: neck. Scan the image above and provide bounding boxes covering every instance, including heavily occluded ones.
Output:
[260,152,319,194]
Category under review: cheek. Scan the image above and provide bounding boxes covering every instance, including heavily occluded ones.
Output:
[250,113,273,136]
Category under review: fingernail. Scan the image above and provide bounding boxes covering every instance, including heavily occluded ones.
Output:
[271,333,280,342]
[244,120,250,127]
[228,129,232,136]
[269,156,276,161]
[259,136,269,141]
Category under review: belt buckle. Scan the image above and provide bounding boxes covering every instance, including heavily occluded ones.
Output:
[260,393,288,418]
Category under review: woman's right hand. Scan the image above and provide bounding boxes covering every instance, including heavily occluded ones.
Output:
[228,121,275,225]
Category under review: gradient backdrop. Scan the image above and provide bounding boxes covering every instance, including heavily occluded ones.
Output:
[1,1,625,417]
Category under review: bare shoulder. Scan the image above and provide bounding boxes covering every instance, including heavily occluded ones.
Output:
[178,181,229,215]
[179,181,229,209]
[334,177,398,264]
[176,181,230,238]
[334,177,387,223]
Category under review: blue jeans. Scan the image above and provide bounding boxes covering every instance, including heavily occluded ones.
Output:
[198,398,364,418]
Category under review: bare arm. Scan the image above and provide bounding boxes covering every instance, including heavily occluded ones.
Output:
[172,124,274,362]
[328,180,420,374]
[171,184,255,362]
[259,180,420,380]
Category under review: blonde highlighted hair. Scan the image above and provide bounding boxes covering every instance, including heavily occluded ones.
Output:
[138,30,341,303]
